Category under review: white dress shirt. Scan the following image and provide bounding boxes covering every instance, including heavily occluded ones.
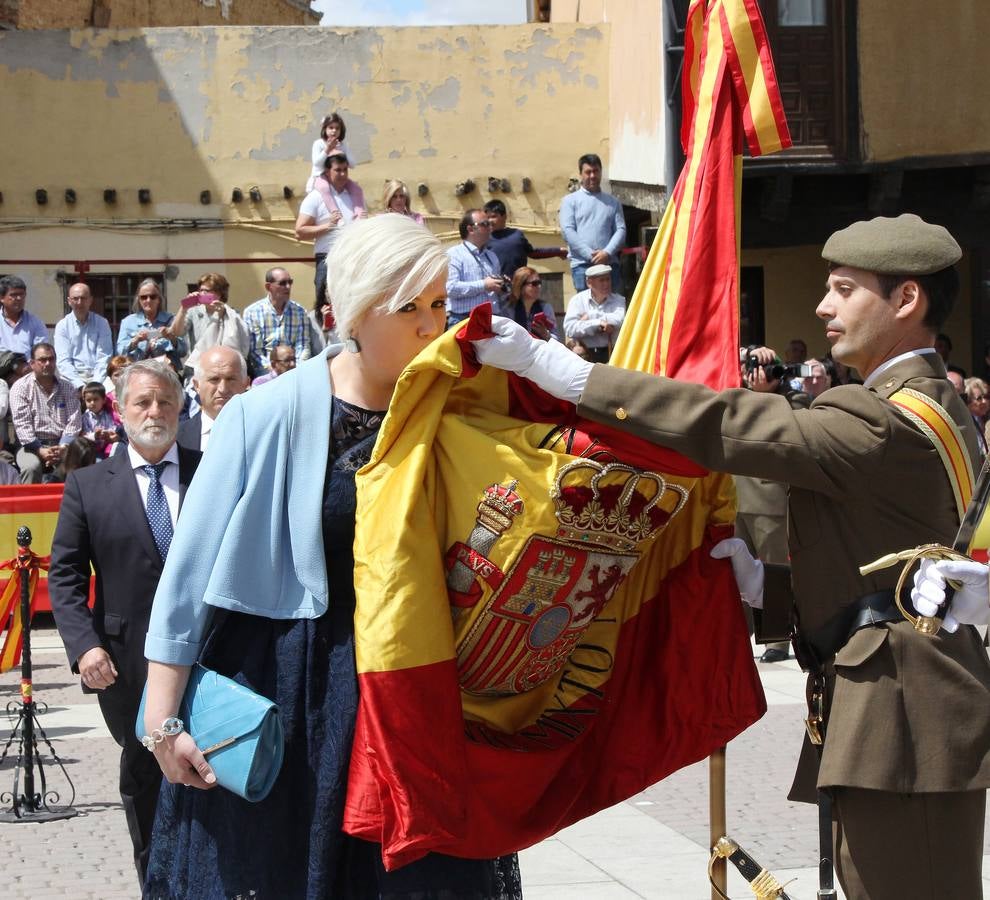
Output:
[127,442,180,529]
[863,347,939,388]
[200,412,215,452]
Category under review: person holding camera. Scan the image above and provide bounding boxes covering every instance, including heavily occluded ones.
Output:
[445,209,506,328]
[737,346,811,663]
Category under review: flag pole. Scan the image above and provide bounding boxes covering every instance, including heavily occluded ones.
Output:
[709,746,727,899]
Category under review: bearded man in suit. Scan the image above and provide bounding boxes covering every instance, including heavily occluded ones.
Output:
[49,358,200,885]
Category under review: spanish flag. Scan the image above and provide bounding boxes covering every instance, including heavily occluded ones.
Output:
[0,485,62,672]
[343,317,764,868]
[343,0,791,869]
[613,0,790,383]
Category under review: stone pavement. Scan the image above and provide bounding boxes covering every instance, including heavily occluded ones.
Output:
[3,618,990,899]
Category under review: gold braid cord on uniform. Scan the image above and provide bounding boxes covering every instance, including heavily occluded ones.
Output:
[708,836,793,899]
[859,543,970,636]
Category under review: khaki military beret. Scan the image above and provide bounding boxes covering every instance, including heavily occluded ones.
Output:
[822,213,961,275]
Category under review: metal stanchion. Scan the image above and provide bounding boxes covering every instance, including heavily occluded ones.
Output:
[709,746,727,899]
[0,526,77,822]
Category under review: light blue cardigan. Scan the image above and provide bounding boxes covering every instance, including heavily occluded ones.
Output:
[145,347,337,665]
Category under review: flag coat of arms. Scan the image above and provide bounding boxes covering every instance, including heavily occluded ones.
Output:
[344,0,792,869]
[343,327,764,868]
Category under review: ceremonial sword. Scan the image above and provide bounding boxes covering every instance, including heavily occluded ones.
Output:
[861,453,990,635]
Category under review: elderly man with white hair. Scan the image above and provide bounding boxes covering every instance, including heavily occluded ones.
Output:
[176,345,249,452]
[49,358,201,886]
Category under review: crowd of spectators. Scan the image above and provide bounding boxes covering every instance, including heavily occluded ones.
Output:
[4,111,978,900]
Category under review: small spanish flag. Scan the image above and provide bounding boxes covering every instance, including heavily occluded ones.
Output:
[0,486,60,672]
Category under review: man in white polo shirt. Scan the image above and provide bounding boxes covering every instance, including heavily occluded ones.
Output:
[294,153,367,311]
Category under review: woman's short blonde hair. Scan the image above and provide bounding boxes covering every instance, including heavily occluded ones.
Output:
[326,215,448,341]
[382,179,411,212]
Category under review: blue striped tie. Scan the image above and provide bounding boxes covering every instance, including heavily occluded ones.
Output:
[142,462,173,561]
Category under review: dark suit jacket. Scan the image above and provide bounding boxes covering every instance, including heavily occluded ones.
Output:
[176,412,202,452]
[578,353,990,798]
[48,445,201,727]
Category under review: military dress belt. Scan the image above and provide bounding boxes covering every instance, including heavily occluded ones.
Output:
[795,589,914,673]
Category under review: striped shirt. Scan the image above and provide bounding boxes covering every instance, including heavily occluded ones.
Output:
[10,372,82,450]
[242,297,310,375]
[446,242,502,315]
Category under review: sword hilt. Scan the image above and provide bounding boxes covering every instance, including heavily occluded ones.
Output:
[860,543,969,636]
[710,835,794,899]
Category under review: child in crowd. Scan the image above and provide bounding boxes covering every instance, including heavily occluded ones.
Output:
[306,112,354,191]
[104,354,130,414]
[81,382,123,457]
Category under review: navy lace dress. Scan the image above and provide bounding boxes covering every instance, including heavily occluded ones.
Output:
[144,397,522,899]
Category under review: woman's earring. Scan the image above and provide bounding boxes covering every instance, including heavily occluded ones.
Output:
[344,335,361,354]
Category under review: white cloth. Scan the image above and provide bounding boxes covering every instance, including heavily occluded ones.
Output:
[911,557,990,633]
[473,315,591,403]
[710,537,765,608]
[299,187,355,255]
[127,442,180,529]
[182,305,251,369]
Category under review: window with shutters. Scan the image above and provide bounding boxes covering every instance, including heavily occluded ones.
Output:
[760,0,849,158]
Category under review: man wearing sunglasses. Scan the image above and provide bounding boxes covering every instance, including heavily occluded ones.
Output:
[445,209,506,328]
[243,268,310,378]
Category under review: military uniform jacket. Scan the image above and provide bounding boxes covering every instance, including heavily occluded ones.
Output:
[577,352,990,798]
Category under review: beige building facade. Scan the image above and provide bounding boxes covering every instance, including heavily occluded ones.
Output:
[1,0,319,29]
[0,24,610,330]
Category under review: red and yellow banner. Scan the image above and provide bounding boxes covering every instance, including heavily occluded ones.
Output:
[0,485,63,615]
[344,317,764,868]
[0,546,51,673]
[614,0,790,386]
[343,0,792,869]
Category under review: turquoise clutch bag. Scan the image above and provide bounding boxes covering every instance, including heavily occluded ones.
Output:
[136,663,284,802]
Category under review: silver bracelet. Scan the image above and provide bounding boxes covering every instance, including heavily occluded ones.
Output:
[139,716,184,751]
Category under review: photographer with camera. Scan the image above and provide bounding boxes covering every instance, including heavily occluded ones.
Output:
[446,209,507,328]
[737,345,811,662]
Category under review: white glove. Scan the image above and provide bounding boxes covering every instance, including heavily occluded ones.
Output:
[473,315,593,403]
[710,537,764,609]
[910,557,990,634]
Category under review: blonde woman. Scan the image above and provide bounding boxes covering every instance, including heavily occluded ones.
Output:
[382,179,425,226]
[142,215,520,899]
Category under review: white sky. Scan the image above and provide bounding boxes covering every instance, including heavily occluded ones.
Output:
[312,0,529,27]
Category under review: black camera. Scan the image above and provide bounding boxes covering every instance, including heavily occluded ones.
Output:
[744,353,814,382]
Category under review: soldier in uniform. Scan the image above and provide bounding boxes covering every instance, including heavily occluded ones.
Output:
[473,213,990,899]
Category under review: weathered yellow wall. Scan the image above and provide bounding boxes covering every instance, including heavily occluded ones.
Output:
[0,25,607,322]
[858,2,990,162]
[551,0,666,189]
[742,245,831,360]
[14,0,318,28]
[743,246,973,370]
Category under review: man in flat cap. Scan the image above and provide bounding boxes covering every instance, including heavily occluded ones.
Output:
[472,213,990,899]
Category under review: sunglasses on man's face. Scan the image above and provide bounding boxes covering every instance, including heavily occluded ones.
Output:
[269,279,294,287]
